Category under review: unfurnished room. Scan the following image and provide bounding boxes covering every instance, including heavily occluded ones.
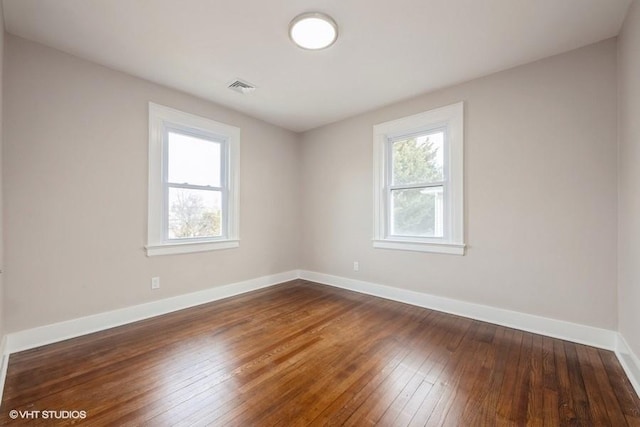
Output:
[0,0,638,425]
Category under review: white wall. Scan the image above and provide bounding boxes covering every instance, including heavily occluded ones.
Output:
[300,39,619,330]
[0,2,5,341]
[0,30,625,342]
[618,0,640,360]
[3,35,301,332]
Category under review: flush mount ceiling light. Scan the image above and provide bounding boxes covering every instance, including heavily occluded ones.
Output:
[289,12,338,50]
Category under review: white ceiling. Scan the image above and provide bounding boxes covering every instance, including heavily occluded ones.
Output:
[2,0,632,132]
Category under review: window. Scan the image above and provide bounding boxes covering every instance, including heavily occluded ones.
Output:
[373,102,465,255]
[147,103,239,256]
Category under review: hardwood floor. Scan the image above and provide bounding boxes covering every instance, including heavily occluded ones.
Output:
[1,280,639,426]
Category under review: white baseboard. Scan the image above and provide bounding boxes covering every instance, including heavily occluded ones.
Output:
[1,268,631,397]
[299,270,617,350]
[616,334,640,399]
[4,270,619,357]
[0,336,7,403]
[4,270,299,355]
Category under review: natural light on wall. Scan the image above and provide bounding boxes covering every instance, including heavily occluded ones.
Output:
[289,12,338,50]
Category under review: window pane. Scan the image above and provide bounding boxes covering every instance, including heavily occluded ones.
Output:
[392,131,444,185]
[168,188,222,239]
[168,131,221,187]
[390,187,443,237]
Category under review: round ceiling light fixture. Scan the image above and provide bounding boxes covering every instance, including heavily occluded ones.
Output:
[289,12,338,50]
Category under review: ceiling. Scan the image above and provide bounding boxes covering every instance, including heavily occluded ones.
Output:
[2,0,632,132]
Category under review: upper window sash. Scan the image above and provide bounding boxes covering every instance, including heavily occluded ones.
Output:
[163,124,227,188]
[387,127,448,186]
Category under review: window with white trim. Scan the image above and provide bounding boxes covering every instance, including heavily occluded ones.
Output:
[147,103,239,256]
[373,102,465,255]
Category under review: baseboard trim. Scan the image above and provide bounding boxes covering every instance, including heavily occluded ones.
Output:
[2,269,627,383]
[0,336,8,403]
[299,270,617,350]
[1,268,635,401]
[5,270,299,355]
[616,334,640,398]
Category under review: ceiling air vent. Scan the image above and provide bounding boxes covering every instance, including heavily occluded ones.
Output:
[228,79,256,94]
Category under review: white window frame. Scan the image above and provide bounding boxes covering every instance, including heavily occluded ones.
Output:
[373,102,465,255]
[146,103,240,256]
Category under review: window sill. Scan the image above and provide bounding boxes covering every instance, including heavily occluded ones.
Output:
[146,240,239,256]
[373,239,465,255]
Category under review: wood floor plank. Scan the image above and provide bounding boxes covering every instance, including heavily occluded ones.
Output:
[553,338,579,425]
[574,344,610,425]
[419,321,484,426]
[526,334,544,427]
[216,303,416,426]
[495,328,525,423]
[541,336,559,427]
[381,314,464,426]
[385,315,471,427]
[6,285,350,424]
[598,348,640,426]
[1,280,638,426]
[584,346,627,426]
[438,324,495,426]
[148,296,378,425]
[309,309,437,426]
[5,282,322,404]
[510,332,534,425]
[563,342,594,425]
[335,312,439,426]
[458,325,507,427]
[372,313,457,426]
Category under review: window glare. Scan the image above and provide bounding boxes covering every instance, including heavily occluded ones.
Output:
[168,132,221,187]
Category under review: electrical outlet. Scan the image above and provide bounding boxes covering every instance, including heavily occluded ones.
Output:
[151,277,160,290]
[353,261,359,272]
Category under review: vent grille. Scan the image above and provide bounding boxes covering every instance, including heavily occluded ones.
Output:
[228,79,256,94]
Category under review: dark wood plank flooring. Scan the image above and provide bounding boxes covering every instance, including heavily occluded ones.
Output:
[1,280,638,426]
